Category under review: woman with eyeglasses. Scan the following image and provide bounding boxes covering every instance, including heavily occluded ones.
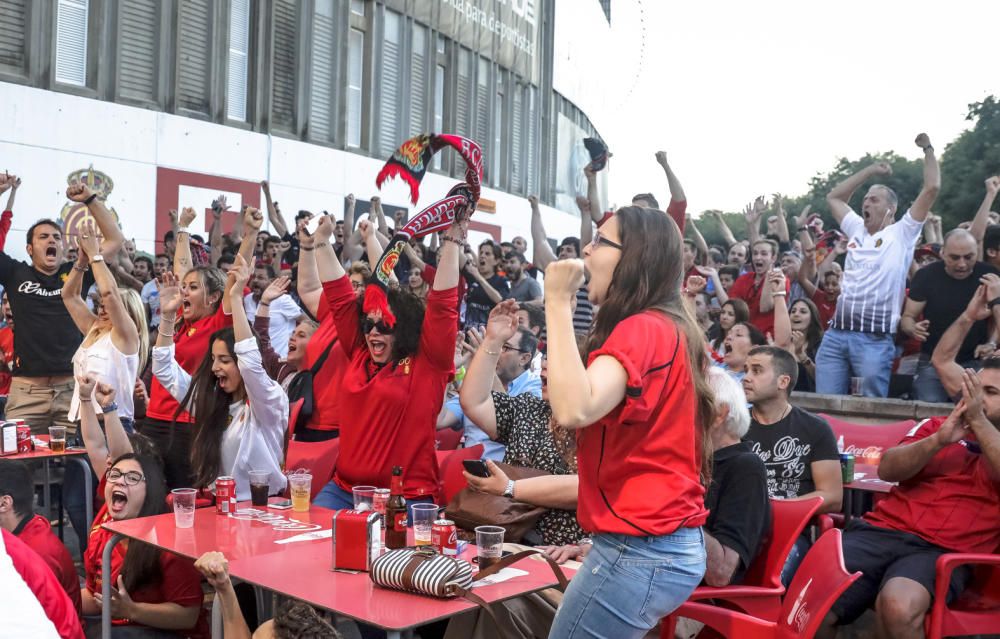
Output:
[151,256,288,503]
[81,453,206,637]
[544,206,714,639]
[311,215,462,510]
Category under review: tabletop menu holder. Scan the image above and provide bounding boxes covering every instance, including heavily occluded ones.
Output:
[331,509,382,572]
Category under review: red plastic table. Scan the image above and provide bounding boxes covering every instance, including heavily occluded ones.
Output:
[842,462,895,523]
[1,434,92,538]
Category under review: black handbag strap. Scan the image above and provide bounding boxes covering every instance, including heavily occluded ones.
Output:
[309,337,338,375]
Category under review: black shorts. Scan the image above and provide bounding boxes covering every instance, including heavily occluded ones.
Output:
[831,519,973,625]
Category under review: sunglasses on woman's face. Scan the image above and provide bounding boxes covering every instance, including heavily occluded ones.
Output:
[361,318,395,335]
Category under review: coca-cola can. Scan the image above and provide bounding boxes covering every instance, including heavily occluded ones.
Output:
[216,476,236,514]
[432,519,458,555]
[16,424,32,453]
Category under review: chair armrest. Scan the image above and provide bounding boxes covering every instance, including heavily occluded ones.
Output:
[676,601,775,639]
[934,553,1000,600]
[815,514,835,534]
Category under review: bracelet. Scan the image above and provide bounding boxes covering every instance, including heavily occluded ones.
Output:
[79,398,92,403]
[988,296,1000,309]
[482,346,500,356]
[301,246,315,251]
[578,537,593,546]
[101,401,118,414]
[259,301,270,307]
[797,226,810,233]
[923,145,934,154]
[177,226,191,235]
[772,291,787,297]
[72,264,89,272]
[503,479,516,498]
[441,236,465,247]
[158,328,175,338]
[314,241,330,248]
[83,193,97,205]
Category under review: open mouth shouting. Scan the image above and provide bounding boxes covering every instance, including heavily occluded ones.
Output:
[109,488,129,515]
[367,334,389,361]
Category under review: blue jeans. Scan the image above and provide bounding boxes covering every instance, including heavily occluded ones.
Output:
[549,527,706,639]
[815,329,895,397]
[912,355,976,403]
[313,481,433,523]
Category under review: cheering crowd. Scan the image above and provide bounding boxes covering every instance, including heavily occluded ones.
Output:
[0,129,999,639]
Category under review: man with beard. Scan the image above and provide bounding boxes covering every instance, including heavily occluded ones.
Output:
[505,251,542,303]
[0,176,123,436]
[816,134,940,397]
[243,263,302,358]
[902,228,998,402]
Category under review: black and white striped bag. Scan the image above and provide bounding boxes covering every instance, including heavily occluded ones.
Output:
[370,548,474,597]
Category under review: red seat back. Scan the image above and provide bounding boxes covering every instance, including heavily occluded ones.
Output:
[777,529,862,639]
[820,414,916,464]
[438,445,484,505]
[743,497,824,590]
[283,398,340,499]
[436,428,463,451]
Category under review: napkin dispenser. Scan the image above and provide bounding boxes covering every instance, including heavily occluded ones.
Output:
[332,509,381,571]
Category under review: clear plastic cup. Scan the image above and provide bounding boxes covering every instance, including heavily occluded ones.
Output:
[411,503,440,546]
[171,488,197,528]
[288,473,312,512]
[352,485,376,512]
[475,525,505,568]
[249,470,270,507]
[48,426,66,453]
[850,376,864,396]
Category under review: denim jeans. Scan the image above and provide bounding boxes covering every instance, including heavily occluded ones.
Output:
[815,329,896,397]
[549,527,706,639]
[780,533,812,587]
[313,481,433,523]
[912,355,976,403]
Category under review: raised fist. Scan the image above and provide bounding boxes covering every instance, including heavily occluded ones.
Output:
[655,151,668,166]
[914,133,932,150]
[985,176,1000,196]
[66,181,96,203]
[179,207,197,227]
[872,161,892,176]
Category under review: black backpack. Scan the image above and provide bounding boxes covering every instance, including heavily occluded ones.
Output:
[286,338,337,432]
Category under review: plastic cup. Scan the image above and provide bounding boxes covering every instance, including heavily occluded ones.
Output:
[850,377,864,396]
[48,426,66,453]
[288,473,312,512]
[171,488,197,528]
[249,470,270,507]
[411,503,440,546]
[352,485,376,512]
[475,525,505,568]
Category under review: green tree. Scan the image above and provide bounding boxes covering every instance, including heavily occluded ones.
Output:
[936,96,1000,228]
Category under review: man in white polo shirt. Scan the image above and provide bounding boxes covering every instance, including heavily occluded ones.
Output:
[816,134,940,397]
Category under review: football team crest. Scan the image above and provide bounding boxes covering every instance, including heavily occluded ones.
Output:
[59,166,121,251]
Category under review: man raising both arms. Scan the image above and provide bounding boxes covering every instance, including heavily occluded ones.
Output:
[816,134,940,397]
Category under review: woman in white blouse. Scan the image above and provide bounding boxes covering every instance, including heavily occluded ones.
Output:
[152,256,288,501]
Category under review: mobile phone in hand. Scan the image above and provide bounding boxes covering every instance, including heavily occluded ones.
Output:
[462,459,490,478]
[304,215,323,236]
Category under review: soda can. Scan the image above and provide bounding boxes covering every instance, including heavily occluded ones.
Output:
[16,424,32,453]
[373,488,390,518]
[432,519,458,556]
[839,453,855,485]
[216,476,236,514]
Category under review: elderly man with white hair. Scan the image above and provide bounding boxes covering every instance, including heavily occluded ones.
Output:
[703,367,771,587]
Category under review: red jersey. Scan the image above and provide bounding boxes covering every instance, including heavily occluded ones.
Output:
[16,514,82,617]
[0,324,13,395]
[865,417,1000,554]
[303,294,348,431]
[84,505,207,637]
[323,276,457,498]
[598,199,687,233]
[577,311,708,536]
[810,288,837,328]
[728,271,790,337]
[422,264,466,317]
[146,304,232,422]
[3,528,84,639]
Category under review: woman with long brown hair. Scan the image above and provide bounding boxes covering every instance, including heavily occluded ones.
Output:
[544,206,713,639]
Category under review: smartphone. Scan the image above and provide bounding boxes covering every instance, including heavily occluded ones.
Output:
[269,499,293,509]
[462,459,490,478]
[304,214,323,236]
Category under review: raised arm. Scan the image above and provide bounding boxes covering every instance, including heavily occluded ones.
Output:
[826,162,892,226]
[314,216,347,283]
[971,177,1000,261]
[880,404,967,483]
[3,174,20,212]
[341,194,364,264]
[773,194,790,243]
[208,195,228,266]
[77,220,140,361]
[228,255,253,342]
[459,300,520,437]
[686,215,710,265]
[65,180,124,258]
[227,205,264,315]
[260,181,288,238]
[173,207,197,277]
[402,242,427,272]
[359,218,389,269]
[584,165,601,244]
[577,196,594,247]
[61,250,97,335]
[295,228,321,317]
[77,376,112,472]
[769,270,791,349]
[529,195,558,271]
[910,133,940,223]
[655,150,687,203]
[743,197,765,245]
[709,210,738,248]
[371,196,390,238]
[433,218,464,291]
[932,281,996,399]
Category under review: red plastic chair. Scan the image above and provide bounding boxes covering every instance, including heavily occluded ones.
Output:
[283,398,340,499]
[661,496,824,638]
[435,427,463,451]
[436,444,484,505]
[924,547,1000,638]
[819,414,916,464]
[675,529,861,639]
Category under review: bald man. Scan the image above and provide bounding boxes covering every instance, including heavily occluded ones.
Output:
[902,228,999,402]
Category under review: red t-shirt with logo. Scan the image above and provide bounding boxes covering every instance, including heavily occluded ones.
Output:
[729,272,790,337]
[17,514,82,617]
[84,504,207,637]
[0,324,13,395]
[303,294,348,432]
[865,417,1000,553]
[146,304,232,422]
[576,311,708,536]
[597,199,687,233]
[810,288,838,328]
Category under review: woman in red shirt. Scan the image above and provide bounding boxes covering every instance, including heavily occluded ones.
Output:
[83,453,206,637]
[545,206,714,639]
[311,215,461,509]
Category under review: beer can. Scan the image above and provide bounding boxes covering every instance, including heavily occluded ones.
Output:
[840,453,855,485]
[432,519,458,555]
[16,424,32,453]
[216,476,237,514]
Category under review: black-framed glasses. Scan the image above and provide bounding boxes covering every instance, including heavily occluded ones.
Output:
[591,233,623,250]
[106,468,146,486]
[361,318,395,335]
[501,342,528,354]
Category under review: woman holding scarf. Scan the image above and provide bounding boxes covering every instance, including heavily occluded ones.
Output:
[545,206,714,639]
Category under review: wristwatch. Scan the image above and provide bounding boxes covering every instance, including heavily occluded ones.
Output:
[90,255,105,264]
[101,401,118,414]
[988,297,1000,309]
[502,480,515,498]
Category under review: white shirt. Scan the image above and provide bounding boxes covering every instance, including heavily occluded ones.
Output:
[68,332,140,422]
[833,208,924,335]
[152,338,289,500]
[141,279,161,328]
[244,293,302,358]
[0,531,61,639]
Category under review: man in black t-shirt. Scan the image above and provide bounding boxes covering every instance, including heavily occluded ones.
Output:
[901,229,998,402]
[0,178,122,436]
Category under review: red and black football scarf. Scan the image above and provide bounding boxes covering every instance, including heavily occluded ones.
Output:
[366,134,483,327]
